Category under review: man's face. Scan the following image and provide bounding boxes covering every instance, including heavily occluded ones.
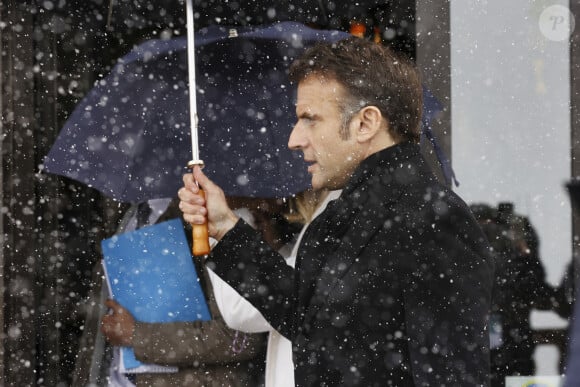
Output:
[288,75,364,191]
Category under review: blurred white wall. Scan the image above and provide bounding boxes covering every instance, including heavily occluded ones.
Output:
[450,0,572,286]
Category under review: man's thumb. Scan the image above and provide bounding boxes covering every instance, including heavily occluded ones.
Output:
[192,165,214,191]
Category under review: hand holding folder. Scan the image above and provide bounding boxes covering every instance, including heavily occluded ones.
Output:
[101,299,136,347]
[101,218,211,372]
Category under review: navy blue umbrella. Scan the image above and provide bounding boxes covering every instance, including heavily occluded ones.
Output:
[43,22,349,202]
[44,21,452,202]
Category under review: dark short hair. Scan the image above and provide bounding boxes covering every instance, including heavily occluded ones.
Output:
[289,37,422,143]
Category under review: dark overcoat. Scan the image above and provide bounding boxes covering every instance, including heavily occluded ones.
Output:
[209,142,495,386]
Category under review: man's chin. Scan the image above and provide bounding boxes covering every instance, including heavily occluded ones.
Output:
[311,175,334,191]
[310,175,324,191]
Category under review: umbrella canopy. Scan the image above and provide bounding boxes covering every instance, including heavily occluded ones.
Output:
[43,22,350,202]
[104,0,398,31]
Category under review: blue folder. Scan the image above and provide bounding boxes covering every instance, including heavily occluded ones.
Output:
[101,218,211,371]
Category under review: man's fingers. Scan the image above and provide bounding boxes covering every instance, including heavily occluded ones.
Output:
[181,207,208,225]
[178,186,205,205]
[182,173,199,193]
[192,165,206,185]
[179,165,233,240]
[179,184,209,226]
[179,198,207,212]
[182,167,213,193]
[179,171,209,207]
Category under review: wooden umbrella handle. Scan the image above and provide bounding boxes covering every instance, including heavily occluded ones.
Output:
[192,188,211,256]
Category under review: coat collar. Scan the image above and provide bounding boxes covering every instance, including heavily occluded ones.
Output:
[341,141,422,198]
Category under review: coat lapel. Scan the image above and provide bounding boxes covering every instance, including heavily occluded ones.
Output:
[300,182,401,327]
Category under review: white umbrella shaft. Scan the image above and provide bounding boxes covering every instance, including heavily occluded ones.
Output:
[185,0,210,257]
[186,0,200,162]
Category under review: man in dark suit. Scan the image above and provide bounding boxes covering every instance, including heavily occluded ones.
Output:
[179,36,495,386]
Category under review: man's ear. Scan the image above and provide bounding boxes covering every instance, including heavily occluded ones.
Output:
[354,106,384,143]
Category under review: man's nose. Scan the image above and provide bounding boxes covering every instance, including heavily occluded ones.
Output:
[288,123,304,150]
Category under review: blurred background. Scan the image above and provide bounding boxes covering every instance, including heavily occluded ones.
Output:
[0,0,578,385]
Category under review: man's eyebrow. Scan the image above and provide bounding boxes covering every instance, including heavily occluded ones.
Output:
[298,111,318,120]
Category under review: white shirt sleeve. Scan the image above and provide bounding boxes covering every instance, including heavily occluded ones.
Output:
[208,269,274,333]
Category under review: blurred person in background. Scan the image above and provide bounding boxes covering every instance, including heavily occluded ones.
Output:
[470,202,557,387]
[77,198,266,387]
